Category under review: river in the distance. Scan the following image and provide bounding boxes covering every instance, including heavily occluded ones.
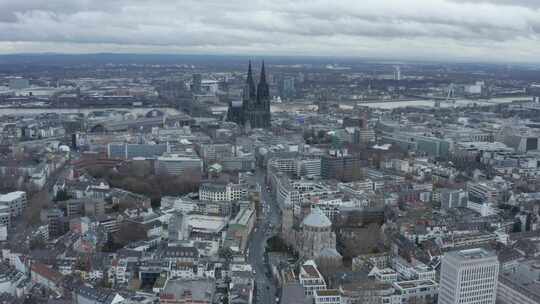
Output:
[0,96,530,117]
[0,107,183,116]
[352,96,528,110]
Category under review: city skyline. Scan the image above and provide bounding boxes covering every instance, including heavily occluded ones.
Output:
[1,0,540,63]
[0,1,540,303]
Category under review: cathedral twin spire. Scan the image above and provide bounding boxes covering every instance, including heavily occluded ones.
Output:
[257,61,269,104]
[245,61,257,100]
[229,60,271,129]
[245,60,268,103]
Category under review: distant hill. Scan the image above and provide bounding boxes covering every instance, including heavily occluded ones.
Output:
[0,53,354,66]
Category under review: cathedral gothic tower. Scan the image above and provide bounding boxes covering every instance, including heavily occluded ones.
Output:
[227,61,271,129]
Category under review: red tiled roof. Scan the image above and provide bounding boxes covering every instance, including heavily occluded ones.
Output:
[31,262,63,283]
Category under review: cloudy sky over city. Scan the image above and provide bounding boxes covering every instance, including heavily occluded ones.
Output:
[1,0,540,62]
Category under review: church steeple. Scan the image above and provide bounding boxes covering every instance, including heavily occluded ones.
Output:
[257,60,269,104]
[260,60,267,84]
[228,60,271,129]
[244,61,256,100]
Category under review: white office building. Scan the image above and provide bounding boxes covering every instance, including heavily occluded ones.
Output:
[438,248,499,304]
[297,157,322,178]
[199,182,247,202]
[0,191,27,218]
[155,153,202,175]
[393,280,439,304]
[0,205,10,228]
[299,260,327,297]
[268,157,297,175]
[314,289,341,304]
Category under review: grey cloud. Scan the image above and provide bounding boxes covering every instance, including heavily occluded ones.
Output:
[451,0,540,9]
[0,0,127,22]
[0,0,538,62]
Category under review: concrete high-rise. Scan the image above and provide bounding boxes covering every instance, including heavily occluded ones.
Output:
[321,149,363,182]
[279,76,295,99]
[438,248,499,304]
[394,66,401,81]
[191,73,202,93]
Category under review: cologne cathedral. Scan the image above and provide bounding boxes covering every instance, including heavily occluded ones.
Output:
[227,61,271,129]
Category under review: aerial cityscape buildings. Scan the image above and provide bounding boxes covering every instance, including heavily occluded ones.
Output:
[0,34,539,304]
[1,0,539,301]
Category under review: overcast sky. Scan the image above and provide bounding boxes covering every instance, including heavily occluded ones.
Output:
[0,0,540,62]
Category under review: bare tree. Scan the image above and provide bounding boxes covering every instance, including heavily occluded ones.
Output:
[86,162,200,205]
[112,222,148,246]
[316,256,346,285]
[23,189,52,227]
[340,222,381,258]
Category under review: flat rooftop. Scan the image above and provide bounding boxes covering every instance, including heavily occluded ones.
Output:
[0,191,25,202]
[315,289,340,296]
[456,248,494,260]
[187,214,227,232]
[377,268,397,274]
[161,279,215,302]
[301,264,321,278]
[499,260,540,303]
[394,279,437,290]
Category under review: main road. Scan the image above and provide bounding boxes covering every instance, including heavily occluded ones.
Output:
[247,169,281,304]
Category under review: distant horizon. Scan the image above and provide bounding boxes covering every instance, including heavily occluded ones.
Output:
[0,52,537,66]
[2,1,540,65]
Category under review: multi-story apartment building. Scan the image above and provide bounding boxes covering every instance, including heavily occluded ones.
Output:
[198,182,248,202]
[299,260,327,297]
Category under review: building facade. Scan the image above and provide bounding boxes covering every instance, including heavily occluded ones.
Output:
[321,151,362,182]
[438,248,499,304]
[299,260,327,297]
[0,191,27,218]
[155,154,203,175]
[496,259,540,304]
[198,182,248,202]
[107,143,170,160]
